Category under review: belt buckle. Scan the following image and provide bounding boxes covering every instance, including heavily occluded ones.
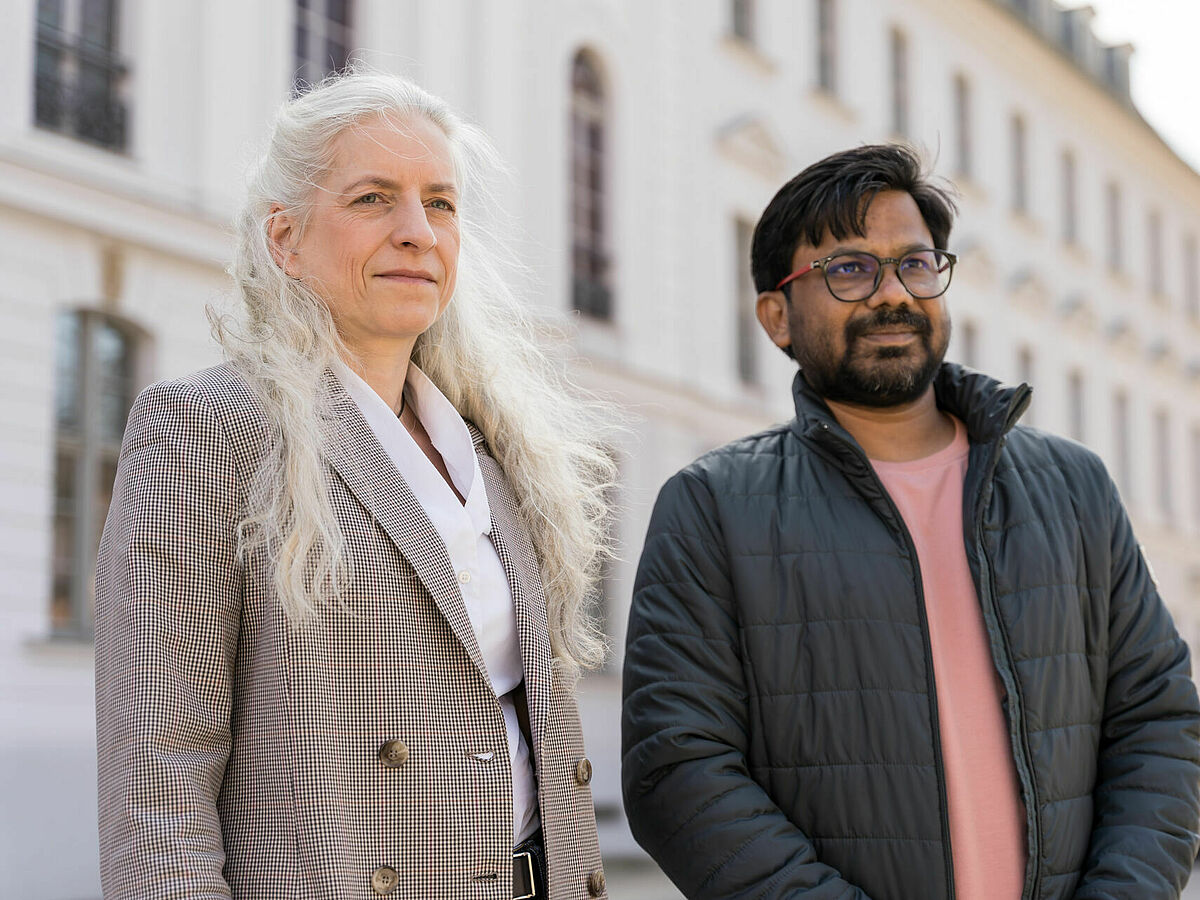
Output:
[513,849,537,899]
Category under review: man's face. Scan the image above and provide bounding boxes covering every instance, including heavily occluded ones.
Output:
[756,190,951,407]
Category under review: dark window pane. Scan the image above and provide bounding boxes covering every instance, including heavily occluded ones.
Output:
[295,22,308,65]
[55,312,81,431]
[37,0,64,29]
[81,0,117,50]
[327,0,349,25]
[51,447,78,631]
[326,38,347,71]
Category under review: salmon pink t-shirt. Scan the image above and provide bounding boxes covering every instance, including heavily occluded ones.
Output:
[870,416,1026,900]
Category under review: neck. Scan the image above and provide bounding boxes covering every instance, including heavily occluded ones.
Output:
[342,341,415,415]
[823,385,956,462]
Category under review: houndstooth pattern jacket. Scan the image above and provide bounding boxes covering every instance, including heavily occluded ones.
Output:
[95,364,608,899]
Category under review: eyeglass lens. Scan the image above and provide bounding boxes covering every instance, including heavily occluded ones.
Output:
[824,250,953,301]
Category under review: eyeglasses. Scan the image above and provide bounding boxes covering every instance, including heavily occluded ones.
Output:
[775,249,957,302]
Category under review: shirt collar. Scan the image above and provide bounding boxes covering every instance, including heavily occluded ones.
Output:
[334,360,493,537]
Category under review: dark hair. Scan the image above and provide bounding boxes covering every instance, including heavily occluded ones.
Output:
[751,143,958,293]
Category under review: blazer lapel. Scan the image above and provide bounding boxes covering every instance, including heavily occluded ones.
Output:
[323,374,490,683]
[470,426,553,760]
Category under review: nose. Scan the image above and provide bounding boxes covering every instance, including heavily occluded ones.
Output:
[864,260,912,308]
[388,196,437,251]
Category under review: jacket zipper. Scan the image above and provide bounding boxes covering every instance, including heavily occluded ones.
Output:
[968,439,1042,900]
[816,424,957,899]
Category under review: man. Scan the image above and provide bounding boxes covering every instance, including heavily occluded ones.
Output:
[621,144,1200,899]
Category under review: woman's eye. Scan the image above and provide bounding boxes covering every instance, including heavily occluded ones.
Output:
[356,192,383,204]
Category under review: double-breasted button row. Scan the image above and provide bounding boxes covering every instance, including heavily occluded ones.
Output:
[378,740,409,768]
[574,757,593,786]
[587,868,606,897]
[371,866,398,895]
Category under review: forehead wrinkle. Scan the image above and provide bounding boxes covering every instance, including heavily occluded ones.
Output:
[323,117,457,198]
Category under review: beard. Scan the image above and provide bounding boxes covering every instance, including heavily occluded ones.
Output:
[794,306,949,407]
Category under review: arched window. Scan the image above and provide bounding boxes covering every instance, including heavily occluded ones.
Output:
[294,0,354,92]
[51,309,143,637]
[569,50,612,320]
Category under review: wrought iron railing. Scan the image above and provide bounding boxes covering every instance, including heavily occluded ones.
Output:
[34,25,128,151]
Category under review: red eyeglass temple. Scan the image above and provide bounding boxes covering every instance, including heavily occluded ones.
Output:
[775,263,817,291]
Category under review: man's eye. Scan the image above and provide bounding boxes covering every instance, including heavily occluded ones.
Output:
[829,261,866,276]
[429,198,456,212]
[901,255,933,271]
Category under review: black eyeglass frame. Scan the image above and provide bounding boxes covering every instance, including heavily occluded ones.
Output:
[774,248,958,303]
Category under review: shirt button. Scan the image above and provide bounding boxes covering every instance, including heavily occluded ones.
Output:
[458,570,472,584]
[378,740,409,768]
[371,866,399,894]
[587,868,606,897]
[574,757,593,786]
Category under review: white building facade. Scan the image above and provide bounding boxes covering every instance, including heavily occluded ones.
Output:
[1,0,1198,896]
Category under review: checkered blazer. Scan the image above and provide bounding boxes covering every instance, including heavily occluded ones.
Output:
[95,364,607,899]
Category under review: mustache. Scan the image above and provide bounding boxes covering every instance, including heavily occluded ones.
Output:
[845,307,933,340]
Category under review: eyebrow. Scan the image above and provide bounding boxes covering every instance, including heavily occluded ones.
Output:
[340,176,459,196]
[821,241,934,257]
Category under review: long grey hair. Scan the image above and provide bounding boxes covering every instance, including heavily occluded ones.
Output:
[215,71,617,671]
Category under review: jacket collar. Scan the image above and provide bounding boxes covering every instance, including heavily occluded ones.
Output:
[790,362,1032,447]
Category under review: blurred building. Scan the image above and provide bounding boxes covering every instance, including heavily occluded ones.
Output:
[2,0,1198,896]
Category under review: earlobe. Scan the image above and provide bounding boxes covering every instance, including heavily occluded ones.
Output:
[756,291,792,350]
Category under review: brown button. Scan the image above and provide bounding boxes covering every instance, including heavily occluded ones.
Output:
[587,868,605,897]
[574,757,593,786]
[378,740,409,768]
[371,866,399,895]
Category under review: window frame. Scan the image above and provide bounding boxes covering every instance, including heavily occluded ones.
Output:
[51,308,144,639]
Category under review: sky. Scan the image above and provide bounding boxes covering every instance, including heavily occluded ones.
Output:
[1068,0,1200,171]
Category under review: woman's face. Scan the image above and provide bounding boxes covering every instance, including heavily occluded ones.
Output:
[276,114,461,362]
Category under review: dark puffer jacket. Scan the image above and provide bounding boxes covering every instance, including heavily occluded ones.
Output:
[622,364,1200,899]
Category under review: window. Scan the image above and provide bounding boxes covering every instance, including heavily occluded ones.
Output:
[1147,209,1164,297]
[1067,370,1084,443]
[953,73,971,178]
[817,0,837,94]
[570,50,612,321]
[51,310,142,637]
[1186,234,1199,321]
[1106,180,1123,272]
[1155,408,1172,520]
[1061,150,1078,245]
[889,29,909,137]
[34,0,129,150]
[294,0,354,90]
[1113,389,1131,499]
[731,0,756,44]
[1010,114,1028,215]
[1017,345,1035,425]
[735,220,758,385]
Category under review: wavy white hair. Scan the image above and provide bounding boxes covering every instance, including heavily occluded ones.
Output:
[214,70,617,671]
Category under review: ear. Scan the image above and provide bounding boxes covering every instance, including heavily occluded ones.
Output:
[756,290,792,351]
[267,204,300,275]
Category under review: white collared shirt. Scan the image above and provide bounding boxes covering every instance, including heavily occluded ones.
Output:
[337,361,540,844]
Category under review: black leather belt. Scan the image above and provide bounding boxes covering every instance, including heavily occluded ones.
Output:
[513,829,547,899]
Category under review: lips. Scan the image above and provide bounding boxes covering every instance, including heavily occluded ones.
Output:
[376,268,435,282]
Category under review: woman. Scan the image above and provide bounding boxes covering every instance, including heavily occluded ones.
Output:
[95,71,614,900]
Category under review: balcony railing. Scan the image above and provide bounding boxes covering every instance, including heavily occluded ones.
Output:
[34,25,128,151]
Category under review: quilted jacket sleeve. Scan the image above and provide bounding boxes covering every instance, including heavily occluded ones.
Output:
[621,469,873,900]
[1074,480,1200,899]
[94,380,244,899]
